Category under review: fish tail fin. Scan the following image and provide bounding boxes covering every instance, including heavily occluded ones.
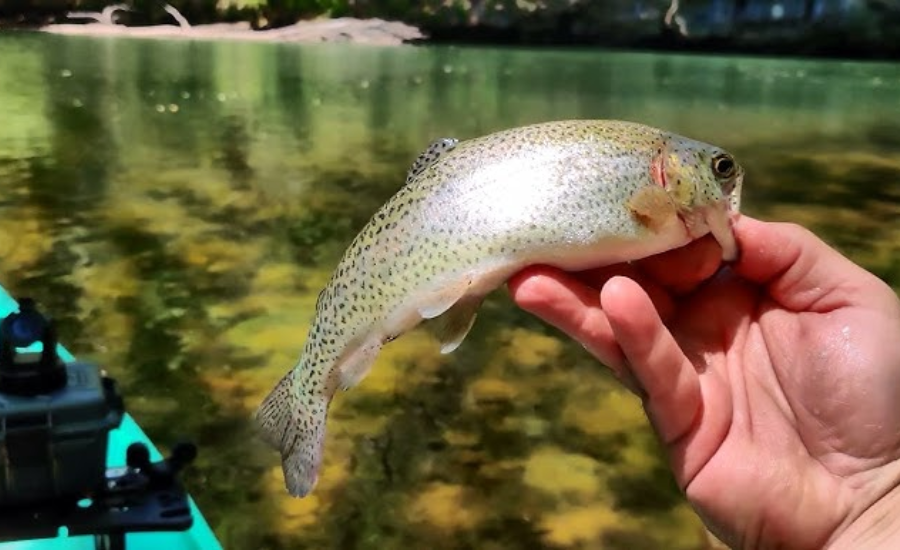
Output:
[255,370,327,498]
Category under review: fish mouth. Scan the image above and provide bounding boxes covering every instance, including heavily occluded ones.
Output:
[723,173,743,213]
[705,205,739,262]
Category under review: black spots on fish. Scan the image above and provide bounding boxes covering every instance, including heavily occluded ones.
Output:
[374,220,399,233]
[287,431,300,451]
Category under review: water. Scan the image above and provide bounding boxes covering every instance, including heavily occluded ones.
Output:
[1,31,899,549]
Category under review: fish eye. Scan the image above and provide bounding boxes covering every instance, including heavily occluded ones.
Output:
[711,154,736,179]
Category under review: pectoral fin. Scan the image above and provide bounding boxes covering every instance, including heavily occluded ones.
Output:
[627,186,678,233]
[426,294,484,354]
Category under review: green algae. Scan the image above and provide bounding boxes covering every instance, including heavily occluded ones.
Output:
[0,33,898,550]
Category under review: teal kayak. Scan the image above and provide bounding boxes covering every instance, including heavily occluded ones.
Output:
[0,285,223,550]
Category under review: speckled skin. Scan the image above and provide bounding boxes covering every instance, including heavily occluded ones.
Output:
[256,119,744,497]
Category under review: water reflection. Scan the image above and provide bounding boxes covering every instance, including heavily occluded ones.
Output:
[0,32,898,549]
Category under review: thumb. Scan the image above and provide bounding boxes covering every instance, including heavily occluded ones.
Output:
[732,216,887,313]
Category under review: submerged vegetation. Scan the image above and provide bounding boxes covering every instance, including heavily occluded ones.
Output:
[1,33,900,548]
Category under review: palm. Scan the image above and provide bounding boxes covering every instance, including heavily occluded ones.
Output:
[669,273,900,548]
[509,217,900,549]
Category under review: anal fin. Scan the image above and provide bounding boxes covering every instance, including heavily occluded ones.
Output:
[425,294,484,354]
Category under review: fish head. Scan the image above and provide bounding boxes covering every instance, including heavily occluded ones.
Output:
[659,137,745,261]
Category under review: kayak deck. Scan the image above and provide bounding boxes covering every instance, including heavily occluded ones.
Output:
[0,286,223,550]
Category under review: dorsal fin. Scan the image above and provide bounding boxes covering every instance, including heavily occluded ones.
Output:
[406,137,458,184]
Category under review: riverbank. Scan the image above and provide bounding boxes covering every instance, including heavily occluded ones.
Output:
[17,8,900,60]
[39,17,426,46]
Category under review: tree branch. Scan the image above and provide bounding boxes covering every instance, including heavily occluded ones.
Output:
[67,3,131,25]
[664,0,689,36]
[163,3,191,29]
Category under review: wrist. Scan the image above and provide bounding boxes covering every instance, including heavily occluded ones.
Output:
[826,482,900,549]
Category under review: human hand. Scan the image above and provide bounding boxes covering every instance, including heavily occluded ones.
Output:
[508,215,900,549]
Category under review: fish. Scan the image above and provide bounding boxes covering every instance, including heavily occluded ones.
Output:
[255,119,745,497]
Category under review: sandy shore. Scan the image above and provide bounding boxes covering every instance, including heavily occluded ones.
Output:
[40,17,426,46]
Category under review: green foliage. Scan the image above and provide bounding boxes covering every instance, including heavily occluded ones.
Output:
[0,0,663,36]
[7,0,899,56]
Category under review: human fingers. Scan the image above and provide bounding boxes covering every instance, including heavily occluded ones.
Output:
[732,216,894,313]
[568,262,677,322]
[509,262,683,356]
[601,276,731,485]
[572,235,723,299]
[508,266,626,370]
[632,234,725,295]
[600,276,701,444]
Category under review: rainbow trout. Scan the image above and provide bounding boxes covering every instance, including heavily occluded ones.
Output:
[256,119,744,497]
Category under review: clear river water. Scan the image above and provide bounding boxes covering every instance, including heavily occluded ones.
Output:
[1,32,899,549]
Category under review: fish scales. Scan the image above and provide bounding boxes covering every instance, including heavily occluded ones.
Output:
[256,119,745,497]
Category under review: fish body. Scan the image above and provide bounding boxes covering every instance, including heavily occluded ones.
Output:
[256,119,744,497]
